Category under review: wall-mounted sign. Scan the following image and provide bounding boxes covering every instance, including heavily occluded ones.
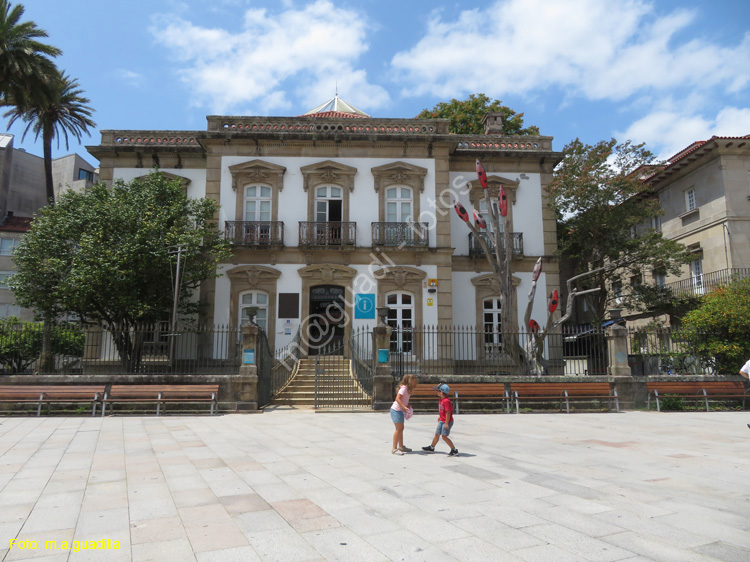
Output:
[354,294,376,319]
[378,349,390,363]
[427,298,434,306]
[428,279,438,287]
[243,349,255,365]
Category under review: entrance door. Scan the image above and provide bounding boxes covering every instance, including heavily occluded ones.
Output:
[307,284,346,355]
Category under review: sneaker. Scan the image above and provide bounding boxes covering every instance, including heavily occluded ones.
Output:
[391,448,404,455]
[448,449,459,457]
[421,445,435,453]
[399,446,412,452]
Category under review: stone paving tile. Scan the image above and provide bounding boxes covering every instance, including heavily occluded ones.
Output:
[603,530,722,562]
[364,529,457,561]
[302,526,389,561]
[5,528,75,561]
[243,527,324,562]
[130,515,187,544]
[179,503,249,552]
[131,538,196,562]
[195,545,263,562]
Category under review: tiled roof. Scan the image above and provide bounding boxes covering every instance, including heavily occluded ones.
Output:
[0,215,32,232]
[301,95,370,118]
[643,135,750,183]
[301,111,368,119]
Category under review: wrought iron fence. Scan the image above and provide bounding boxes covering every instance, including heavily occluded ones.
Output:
[468,232,523,257]
[389,325,609,377]
[626,327,718,376]
[662,267,750,299]
[299,221,356,246]
[313,335,372,409]
[371,222,429,247]
[0,323,242,375]
[224,221,284,246]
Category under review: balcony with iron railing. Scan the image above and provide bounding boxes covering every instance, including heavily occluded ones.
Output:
[661,267,750,298]
[371,222,429,248]
[468,232,523,257]
[225,221,284,246]
[299,222,356,247]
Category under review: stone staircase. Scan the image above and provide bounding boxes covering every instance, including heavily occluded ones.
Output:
[270,356,371,408]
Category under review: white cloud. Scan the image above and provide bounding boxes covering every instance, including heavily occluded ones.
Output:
[150,0,389,114]
[390,0,750,104]
[116,69,145,88]
[618,105,750,160]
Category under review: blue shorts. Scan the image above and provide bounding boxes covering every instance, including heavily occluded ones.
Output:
[435,420,454,436]
[390,408,405,424]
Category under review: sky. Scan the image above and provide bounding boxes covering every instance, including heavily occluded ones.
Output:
[5,0,750,167]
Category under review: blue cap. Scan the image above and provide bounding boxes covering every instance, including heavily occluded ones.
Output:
[433,383,450,394]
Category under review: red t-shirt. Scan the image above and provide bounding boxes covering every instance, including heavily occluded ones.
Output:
[438,396,453,422]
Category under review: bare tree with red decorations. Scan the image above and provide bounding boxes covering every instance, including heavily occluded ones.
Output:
[454,159,600,375]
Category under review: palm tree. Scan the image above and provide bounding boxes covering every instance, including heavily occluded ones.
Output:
[4,71,96,204]
[0,0,60,108]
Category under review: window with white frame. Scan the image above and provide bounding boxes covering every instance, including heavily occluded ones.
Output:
[239,291,268,332]
[386,292,414,354]
[0,271,13,289]
[315,186,343,222]
[685,188,696,212]
[613,281,623,304]
[691,258,704,295]
[482,298,502,353]
[654,272,666,287]
[385,187,412,222]
[651,215,662,231]
[244,185,272,222]
[0,238,20,255]
[478,199,503,232]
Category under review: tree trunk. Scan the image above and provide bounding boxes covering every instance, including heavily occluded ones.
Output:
[43,126,55,205]
[38,319,55,373]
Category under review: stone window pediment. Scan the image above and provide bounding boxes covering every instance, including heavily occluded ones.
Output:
[228,160,286,222]
[301,161,357,222]
[372,162,427,224]
[468,175,519,207]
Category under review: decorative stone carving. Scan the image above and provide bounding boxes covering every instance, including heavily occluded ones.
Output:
[228,159,286,222]
[371,161,428,223]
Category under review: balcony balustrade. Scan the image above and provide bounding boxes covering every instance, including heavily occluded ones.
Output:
[468,232,523,257]
[660,268,750,298]
[299,222,356,247]
[371,222,429,248]
[225,221,284,246]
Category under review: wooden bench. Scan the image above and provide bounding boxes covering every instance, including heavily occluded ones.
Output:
[100,385,219,416]
[647,381,748,412]
[0,385,106,416]
[410,383,511,414]
[510,383,619,414]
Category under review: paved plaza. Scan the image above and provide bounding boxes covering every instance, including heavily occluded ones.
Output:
[0,409,748,562]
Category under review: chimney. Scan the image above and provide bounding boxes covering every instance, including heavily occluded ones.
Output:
[483,112,505,135]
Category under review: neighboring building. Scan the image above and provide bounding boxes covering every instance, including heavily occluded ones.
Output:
[87,96,562,356]
[597,135,750,328]
[0,133,99,319]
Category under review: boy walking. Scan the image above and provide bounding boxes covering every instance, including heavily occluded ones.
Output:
[422,383,459,456]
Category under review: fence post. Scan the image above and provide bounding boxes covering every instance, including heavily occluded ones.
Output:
[606,322,632,378]
[372,319,393,411]
[236,324,259,411]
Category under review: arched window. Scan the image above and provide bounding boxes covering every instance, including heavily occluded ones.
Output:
[385,187,413,222]
[240,291,269,332]
[244,185,272,222]
[315,186,343,222]
[386,291,414,354]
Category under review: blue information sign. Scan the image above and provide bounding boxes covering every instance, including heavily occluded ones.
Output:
[243,349,255,365]
[354,294,376,319]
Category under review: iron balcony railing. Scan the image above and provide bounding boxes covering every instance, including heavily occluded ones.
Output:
[661,268,750,298]
[371,222,429,247]
[299,221,356,247]
[468,232,523,257]
[225,221,284,246]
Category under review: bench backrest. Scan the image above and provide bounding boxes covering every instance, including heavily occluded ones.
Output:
[411,383,506,397]
[0,385,106,399]
[510,383,612,396]
[108,385,219,398]
[647,381,745,393]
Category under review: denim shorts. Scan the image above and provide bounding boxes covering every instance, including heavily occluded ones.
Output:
[435,420,454,436]
[390,408,405,424]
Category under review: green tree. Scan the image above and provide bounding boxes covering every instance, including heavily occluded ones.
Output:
[547,138,693,322]
[416,93,540,135]
[0,0,60,108]
[4,71,96,204]
[680,278,750,375]
[0,317,84,373]
[9,171,232,371]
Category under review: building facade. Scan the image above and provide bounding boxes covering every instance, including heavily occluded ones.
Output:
[87,98,562,355]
